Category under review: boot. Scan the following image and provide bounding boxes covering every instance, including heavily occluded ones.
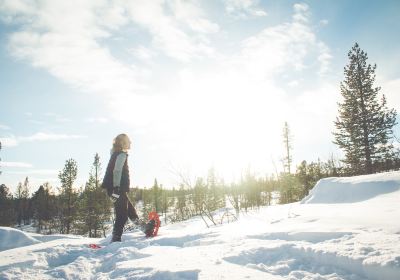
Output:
[111,234,121,243]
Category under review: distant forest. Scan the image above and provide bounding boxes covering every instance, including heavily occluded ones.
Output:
[1,43,399,237]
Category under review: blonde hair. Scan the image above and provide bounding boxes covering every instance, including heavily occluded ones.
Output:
[112,134,131,153]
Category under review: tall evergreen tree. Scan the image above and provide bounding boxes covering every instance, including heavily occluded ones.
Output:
[15,181,23,225]
[152,179,161,213]
[160,185,169,223]
[206,168,224,211]
[21,177,31,224]
[14,177,30,226]
[58,159,78,234]
[0,184,15,226]
[92,153,112,237]
[282,122,293,174]
[334,43,397,174]
[78,154,111,237]
[32,185,45,232]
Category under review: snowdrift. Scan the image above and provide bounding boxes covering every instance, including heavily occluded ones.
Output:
[301,171,400,204]
[0,227,40,251]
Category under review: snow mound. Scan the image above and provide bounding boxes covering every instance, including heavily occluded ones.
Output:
[302,171,400,204]
[0,227,41,251]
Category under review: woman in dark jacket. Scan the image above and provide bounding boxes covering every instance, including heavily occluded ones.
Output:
[102,133,139,242]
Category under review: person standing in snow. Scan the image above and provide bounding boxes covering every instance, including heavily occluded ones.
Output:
[102,133,139,242]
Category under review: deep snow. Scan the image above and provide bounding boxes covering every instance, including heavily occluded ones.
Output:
[1,171,400,280]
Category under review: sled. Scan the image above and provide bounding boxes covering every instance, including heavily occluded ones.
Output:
[88,243,102,249]
[124,211,161,237]
[145,211,161,237]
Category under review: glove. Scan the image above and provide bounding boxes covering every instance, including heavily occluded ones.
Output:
[110,186,120,203]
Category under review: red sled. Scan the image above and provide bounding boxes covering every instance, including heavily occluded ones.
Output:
[145,211,161,237]
[88,243,102,249]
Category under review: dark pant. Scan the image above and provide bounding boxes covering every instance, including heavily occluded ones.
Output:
[112,192,139,240]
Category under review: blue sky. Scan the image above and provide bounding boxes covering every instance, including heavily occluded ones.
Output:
[1,0,400,192]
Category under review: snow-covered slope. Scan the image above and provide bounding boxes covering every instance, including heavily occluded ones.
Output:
[1,171,400,280]
[0,227,41,251]
[302,172,400,204]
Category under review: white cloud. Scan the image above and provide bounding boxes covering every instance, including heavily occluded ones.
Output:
[43,112,71,123]
[0,136,18,147]
[320,19,329,26]
[293,3,310,23]
[28,119,45,125]
[20,132,86,142]
[43,112,57,117]
[233,3,331,79]
[6,169,58,175]
[131,46,157,61]
[0,124,10,130]
[0,132,86,147]
[224,0,267,18]
[1,0,146,102]
[288,79,302,87]
[123,0,216,62]
[168,0,220,33]
[55,117,71,123]
[1,161,33,168]
[317,42,332,75]
[85,117,109,124]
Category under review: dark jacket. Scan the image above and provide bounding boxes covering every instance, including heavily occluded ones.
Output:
[102,151,130,195]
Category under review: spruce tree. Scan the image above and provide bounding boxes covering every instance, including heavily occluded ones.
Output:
[152,179,161,213]
[0,184,15,226]
[160,185,168,223]
[15,182,23,226]
[282,122,293,174]
[334,43,397,174]
[21,177,31,224]
[14,178,30,226]
[92,153,112,237]
[58,159,78,234]
[32,185,47,232]
[79,154,111,237]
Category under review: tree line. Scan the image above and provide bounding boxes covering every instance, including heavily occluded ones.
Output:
[0,43,399,235]
[0,154,112,237]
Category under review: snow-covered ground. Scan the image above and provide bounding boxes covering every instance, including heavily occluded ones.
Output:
[1,171,400,280]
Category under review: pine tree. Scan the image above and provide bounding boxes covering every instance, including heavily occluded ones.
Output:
[160,185,169,223]
[78,154,111,237]
[206,168,224,211]
[32,185,45,232]
[0,184,15,226]
[58,159,78,234]
[43,183,57,233]
[15,182,23,226]
[14,177,30,226]
[175,185,187,221]
[78,175,96,236]
[92,153,112,237]
[21,177,31,224]
[152,179,161,213]
[334,43,397,174]
[282,122,293,174]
